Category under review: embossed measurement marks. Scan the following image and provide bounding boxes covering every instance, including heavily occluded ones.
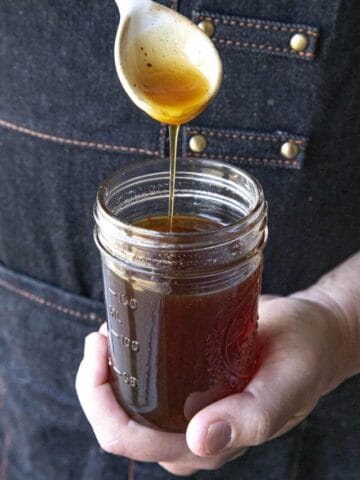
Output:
[108,287,137,310]
[107,286,139,389]
[110,330,140,352]
[113,366,138,388]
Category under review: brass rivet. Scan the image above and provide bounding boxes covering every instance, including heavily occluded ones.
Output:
[189,134,208,153]
[198,20,215,38]
[290,33,308,52]
[281,142,299,159]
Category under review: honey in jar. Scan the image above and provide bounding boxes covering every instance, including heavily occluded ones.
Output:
[94,159,267,432]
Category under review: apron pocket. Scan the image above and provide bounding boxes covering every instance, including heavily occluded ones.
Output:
[0,264,131,480]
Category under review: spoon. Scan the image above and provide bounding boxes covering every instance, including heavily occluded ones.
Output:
[113,0,223,125]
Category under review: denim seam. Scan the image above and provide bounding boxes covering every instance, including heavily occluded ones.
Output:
[0,119,159,156]
[213,36,315,59]
[194,11,318,60]
[0,277,104,324]
[188,128,305,145]
[188,152,300,169]
[198,14,319,37]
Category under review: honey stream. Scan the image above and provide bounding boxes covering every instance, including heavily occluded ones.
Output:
[128,40,212,229]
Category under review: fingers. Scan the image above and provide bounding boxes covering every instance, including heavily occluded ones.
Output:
[158,463,199,477]
[75,330,249,474]
[75,332,188,462]
[76,332,129,452]
[269,409,311,440]
[77,296,324,474]
[99,322,108,336]
[159,446,248,476]
[186,374,308,458]
[186,314,317,457]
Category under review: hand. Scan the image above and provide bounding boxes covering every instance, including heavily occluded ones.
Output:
[76,294,347,476]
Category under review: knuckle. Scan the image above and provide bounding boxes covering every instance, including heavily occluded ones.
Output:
[98,436,121,456]
[74,361,84,392]
[251,408,272,445]
[85,331,99,344]
[159,463,198,476]
[99,322,108,336]
[203,457,227,470]
[160,457,227,475]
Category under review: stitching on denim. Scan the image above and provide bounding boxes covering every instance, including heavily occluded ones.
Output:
[188,129,305,145]
[0,119,159,156]
[188,152,300,169]
[0,277,104,324]
[197,13,319,37]
[212,37,315,59]
[0,432,11,480]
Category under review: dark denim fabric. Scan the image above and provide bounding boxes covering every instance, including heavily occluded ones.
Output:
[0,0,359,479]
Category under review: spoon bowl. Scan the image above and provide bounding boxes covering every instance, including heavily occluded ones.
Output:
[114,0,223,125]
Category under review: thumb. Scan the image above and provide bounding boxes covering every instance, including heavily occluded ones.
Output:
[186,313,318,457]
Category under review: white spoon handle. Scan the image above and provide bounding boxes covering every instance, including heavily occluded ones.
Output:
[115,0,150,16]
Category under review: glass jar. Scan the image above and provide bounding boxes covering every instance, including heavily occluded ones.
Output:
[94,158,267,433]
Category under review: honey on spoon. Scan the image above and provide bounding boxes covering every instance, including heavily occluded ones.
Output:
[114,0,223,226]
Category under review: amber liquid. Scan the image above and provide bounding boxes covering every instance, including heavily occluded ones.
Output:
[130,41,212,228]
[130,46,212,125]
[104,215,261,432]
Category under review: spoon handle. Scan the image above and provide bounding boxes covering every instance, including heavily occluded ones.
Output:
[115,0,150,16]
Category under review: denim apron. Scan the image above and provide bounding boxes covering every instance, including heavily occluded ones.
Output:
[0,1,359,478]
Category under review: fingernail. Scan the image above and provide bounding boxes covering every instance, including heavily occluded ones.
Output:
[205,421,232,455]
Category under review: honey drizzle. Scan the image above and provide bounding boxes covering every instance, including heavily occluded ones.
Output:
[128,36,212,229]
[168,125,180,230]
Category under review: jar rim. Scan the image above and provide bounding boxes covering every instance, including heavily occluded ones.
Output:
[95,158,265,246]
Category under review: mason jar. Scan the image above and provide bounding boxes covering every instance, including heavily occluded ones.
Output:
[94,158,267,433]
